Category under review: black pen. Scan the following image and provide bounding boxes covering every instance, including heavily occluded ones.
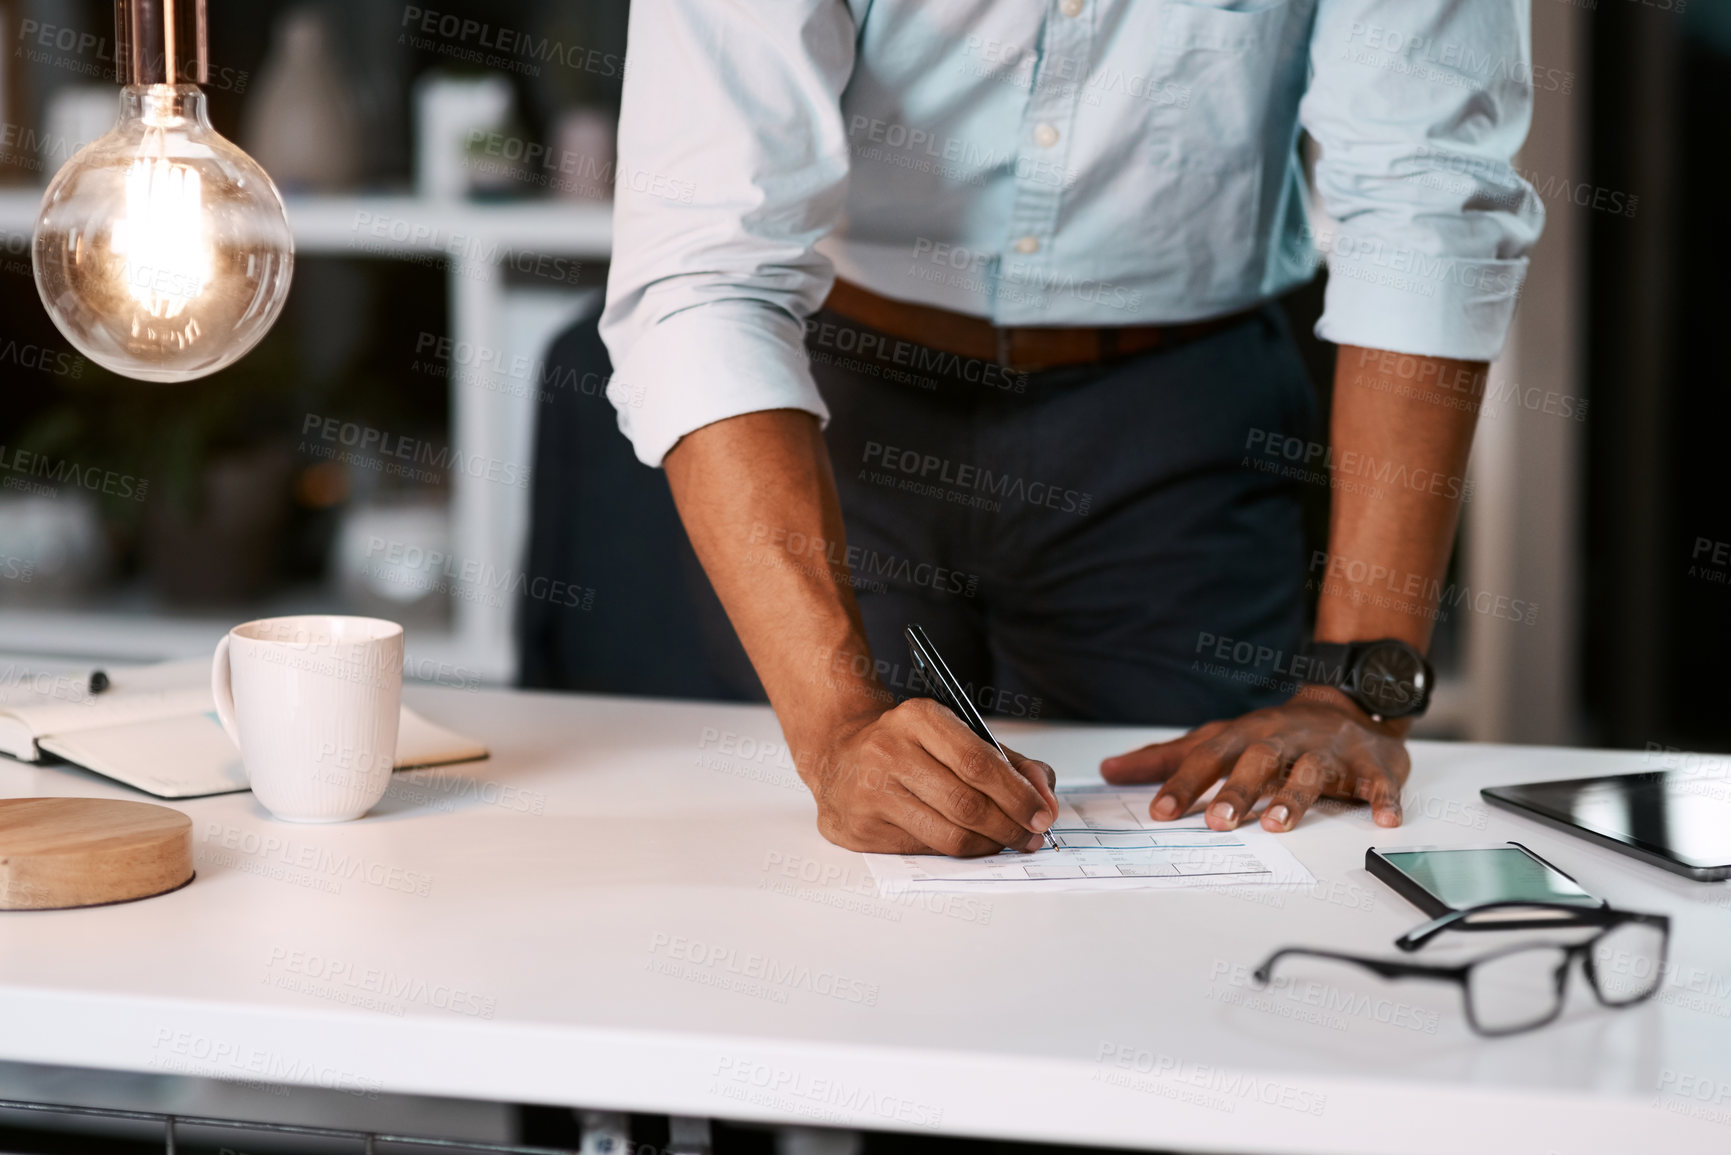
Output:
[904,624,1059,852]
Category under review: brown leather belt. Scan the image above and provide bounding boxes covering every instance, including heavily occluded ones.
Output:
[823,278,1256,374]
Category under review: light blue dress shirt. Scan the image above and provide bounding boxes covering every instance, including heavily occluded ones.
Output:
[600,0,1545,467]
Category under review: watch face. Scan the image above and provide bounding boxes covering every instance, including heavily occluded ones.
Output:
[1355,642,1429,716]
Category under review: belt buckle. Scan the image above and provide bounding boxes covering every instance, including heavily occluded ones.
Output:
[995,325,1082,374]
[996,327,1045,373]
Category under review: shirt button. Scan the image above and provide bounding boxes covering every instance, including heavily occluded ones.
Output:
[1013,236,1041,255]
[1060,0,1084,17]
[1033,123,1060,148]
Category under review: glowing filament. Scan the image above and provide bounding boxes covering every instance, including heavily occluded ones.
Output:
[111,157,212,319]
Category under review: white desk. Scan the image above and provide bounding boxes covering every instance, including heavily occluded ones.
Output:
[1,688,1727,1154]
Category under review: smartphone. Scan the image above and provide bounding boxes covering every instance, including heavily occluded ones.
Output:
[1366,843,1605,928]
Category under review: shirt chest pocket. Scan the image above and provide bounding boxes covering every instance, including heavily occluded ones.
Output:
[1145,0,1305,172]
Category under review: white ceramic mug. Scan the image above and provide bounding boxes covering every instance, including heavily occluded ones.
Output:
[212,615,404,822]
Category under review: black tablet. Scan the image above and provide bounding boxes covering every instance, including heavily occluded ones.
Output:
[1482,771,1731,882]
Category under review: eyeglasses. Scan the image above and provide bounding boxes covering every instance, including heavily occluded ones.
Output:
[1254,902,1671,1037]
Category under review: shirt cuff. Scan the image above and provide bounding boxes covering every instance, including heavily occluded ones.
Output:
[1315,251,1530,363]
[609,300,829,468]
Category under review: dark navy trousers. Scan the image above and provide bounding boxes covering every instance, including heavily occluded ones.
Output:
[520,303,1317,727]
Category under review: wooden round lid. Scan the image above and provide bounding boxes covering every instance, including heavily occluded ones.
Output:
[0,798,194,911]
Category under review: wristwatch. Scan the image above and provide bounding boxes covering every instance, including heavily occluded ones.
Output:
[1295,638,1435,722]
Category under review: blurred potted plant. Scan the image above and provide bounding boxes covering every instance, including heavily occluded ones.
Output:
[525,0,627,203]
[14,327,306,607]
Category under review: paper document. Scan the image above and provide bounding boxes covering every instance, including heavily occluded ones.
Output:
[865,785,1315,894]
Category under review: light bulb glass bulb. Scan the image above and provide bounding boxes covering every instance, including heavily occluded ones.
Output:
[33,84,294,383]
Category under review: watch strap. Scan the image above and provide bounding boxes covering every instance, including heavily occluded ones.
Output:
[1296,641,1355,689]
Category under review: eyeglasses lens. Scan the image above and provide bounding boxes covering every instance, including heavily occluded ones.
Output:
[1467,945,1571,1034]
[1589,922,1667,1005]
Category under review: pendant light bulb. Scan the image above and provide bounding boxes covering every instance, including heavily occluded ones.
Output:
[32,2,293,383]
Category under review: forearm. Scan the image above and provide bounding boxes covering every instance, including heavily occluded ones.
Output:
[1106,344,1487,828]
[1315,345,1485,654]
[665,409,1056,854]
[663,409,882,758]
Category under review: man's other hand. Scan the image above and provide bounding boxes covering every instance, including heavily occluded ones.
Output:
[805,697,1059,856]
[1098,688,1410,833]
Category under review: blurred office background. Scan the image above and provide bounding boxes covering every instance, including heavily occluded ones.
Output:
[0,0,1724,754]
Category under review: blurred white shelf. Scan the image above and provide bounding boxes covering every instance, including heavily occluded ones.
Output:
[0,189,613,257]
[285,194,613,255]
[0,603,483,686]
[0,190,610,684]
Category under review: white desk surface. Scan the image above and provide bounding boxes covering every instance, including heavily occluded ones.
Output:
[1,687,1727,1155]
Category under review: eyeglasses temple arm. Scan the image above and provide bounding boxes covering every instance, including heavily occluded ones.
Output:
[1395,909,1469,952]
[1253,947,1462,986]
[1397,904,1666,952]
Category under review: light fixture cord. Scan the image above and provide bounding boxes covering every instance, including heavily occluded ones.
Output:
[163,0,177,85]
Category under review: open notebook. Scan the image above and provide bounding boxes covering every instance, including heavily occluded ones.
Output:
[0,659,488,799]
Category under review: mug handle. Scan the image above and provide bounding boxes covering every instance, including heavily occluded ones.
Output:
[211,632,243,750]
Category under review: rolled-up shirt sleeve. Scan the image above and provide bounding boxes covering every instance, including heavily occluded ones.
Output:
[1300,1,1546,362]
[598,0,856,468]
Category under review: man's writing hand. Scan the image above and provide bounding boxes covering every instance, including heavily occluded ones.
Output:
[1098,688,1410,832]
[803,697,1058,856]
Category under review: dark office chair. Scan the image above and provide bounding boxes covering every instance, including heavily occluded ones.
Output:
[516,312,764,702]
